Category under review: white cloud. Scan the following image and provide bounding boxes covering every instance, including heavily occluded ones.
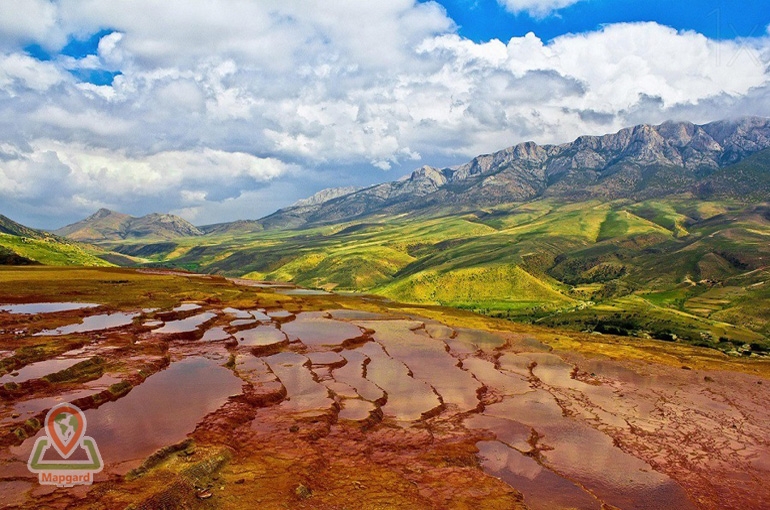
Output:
[497,0,586,18]
[0,2,769,227]
[0,0,63,49]
[0,141,292,225]
[0,53,67,92]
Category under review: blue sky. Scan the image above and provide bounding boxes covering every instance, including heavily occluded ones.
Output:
[0,1,769,228]
[433,0,768,42]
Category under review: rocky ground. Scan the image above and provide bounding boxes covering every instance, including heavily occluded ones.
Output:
[0,267,768,509]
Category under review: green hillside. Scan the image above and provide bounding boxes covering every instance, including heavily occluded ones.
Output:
[0,233,114,267]
[94,196,770,354]
[0,215,118,267]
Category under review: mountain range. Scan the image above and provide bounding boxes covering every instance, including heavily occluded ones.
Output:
[48,117,770,236]
[4,117,770,353]
[257,117,770,229]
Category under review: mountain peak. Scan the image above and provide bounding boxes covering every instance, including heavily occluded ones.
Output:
[292,186,360,208]
[56,209,202,242]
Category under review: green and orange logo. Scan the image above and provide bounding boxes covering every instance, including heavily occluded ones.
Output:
[27,403,103,487]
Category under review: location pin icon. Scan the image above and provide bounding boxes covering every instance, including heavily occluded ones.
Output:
[45,403,86,459]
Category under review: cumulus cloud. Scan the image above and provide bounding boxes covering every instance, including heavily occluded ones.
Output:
[0,141,292,226]
[0,0,63,49]
[497,0,586,18]
[0,2,769,228]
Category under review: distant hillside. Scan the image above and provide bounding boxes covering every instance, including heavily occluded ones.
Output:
[56,208,203,242]
[198,219,263,236]
[0,215,115,267]
[257,117,770,229]
[0,215,46,239]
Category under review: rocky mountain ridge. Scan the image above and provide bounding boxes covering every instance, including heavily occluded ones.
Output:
[56,117,770,238]
[260,117,770,228]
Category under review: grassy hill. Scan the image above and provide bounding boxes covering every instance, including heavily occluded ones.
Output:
[92,196,770,354]
[0,214,120,267]
[0,233,116,267]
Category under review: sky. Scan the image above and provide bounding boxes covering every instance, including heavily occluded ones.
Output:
[0,1,769,229]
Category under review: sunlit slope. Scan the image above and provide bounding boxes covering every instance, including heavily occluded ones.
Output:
[98,197,770,351]
[0,234,115,267]
[0,215,116,267]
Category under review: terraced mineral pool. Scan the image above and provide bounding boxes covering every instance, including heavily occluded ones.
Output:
[460,358,532,396]
[200,326,233,342]
[223,307,252,319]
[359,320,481,413]
[152,312,216,334]
[230,319,258,328]
[482,393,697,510]
[0,302,99,314]
[0,357,88,384]
[338,398,377,421]
[281,317,365,347]
[0,375,119,424]
[249,310,271,321]
[266,310,294,319]
[173,303,202,312]
[34,312,138,336]
[332,350,386,403]
[452,327,507,351]
[236,324,287,347]
[476,440,601,510]
[263,352,334,416]
[15,357,242,473]
[356,342,441,421]
[307,351,346,366]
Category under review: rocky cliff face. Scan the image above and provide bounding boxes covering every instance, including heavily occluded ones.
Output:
[260,117,770,229]
[292,186,360,207]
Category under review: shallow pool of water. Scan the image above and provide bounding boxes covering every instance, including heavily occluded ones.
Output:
[332,351,386,403]
[223,307,251,319]
[13,357,242,473]
[266,310,294,319]
[1,375,119,424]
[327,309,388,320]
[173,303,202,312]
[152,312,216,334]
[236,324,287,347]
[339,398,377,421]
[264,352,334,416]
[356,342,441,421]
[477,440,601,510]
[359,320,481,413]
[200,326,233,342]
[34,312,138,336]
[0,302,99,314]
[281,317,364,347]
[0,357,88,384]
[452,328,506,351]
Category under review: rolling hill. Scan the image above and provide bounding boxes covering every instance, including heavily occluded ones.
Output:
[0,215,117,267]
[53,118,770,353]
